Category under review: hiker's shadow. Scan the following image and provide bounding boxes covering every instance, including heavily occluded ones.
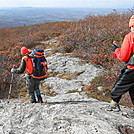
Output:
[47,100,98,105]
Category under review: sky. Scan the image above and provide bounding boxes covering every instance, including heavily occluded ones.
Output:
[0,0,133,9]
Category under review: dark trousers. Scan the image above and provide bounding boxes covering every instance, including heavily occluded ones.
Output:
[111,67,134,105]
[26,77,40,93]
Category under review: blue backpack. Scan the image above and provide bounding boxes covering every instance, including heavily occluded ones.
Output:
[31,47,48,80]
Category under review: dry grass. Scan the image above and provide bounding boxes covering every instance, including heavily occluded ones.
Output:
[83,79,111,103]
[59,53,72,56]
[35,44,46,50]
[20,94,30,102]
[56,72,82,80]
[40,84,57,96]
[65,90,80,94]
[120,93,134,108]
[46,72,58,78]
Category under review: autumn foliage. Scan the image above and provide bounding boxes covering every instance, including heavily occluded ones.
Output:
[60,13,130,68]
[0,21,72,98]
[0,10,134,106]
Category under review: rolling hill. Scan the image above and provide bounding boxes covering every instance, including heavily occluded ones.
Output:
[0,7,127,29]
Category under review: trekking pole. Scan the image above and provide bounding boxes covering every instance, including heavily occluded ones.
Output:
[8,66,15,99]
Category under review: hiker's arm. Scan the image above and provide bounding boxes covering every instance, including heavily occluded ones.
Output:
[14,59,26,74]
[114,34,132,62]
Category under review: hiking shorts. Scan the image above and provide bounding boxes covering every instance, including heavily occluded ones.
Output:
[111,67,134,105]
[26,76,40,93]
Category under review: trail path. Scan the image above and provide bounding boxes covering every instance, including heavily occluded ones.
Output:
[0,39,134,134]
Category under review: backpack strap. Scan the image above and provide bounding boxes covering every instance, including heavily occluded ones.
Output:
[22,53,33,75]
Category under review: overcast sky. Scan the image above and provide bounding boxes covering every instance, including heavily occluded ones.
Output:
[0,0,133,8]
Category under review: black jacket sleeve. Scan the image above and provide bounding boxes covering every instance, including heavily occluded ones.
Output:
[14,59,26,74]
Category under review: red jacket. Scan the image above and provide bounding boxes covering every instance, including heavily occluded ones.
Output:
[113,32,134,69]
[14,53,47,80]
[14,54,33,74]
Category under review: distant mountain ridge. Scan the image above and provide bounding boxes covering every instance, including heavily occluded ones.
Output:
[0,7,127,29]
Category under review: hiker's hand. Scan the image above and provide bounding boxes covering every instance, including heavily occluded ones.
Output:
[11,68,15,73]
[111,41,119,51]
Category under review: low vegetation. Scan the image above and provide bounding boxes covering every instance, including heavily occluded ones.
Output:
[0,8,134,107]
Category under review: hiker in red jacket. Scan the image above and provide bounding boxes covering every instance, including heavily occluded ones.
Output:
[108,15,134,111]
[11,46,47,103]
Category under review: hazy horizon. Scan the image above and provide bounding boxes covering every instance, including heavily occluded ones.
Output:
[0,7,130,9]
[0,7,128,29]
[0,0,133,9]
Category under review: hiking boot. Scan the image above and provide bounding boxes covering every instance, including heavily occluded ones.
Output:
[107,100,121,112]
[29,92,36,103]
[37,95,43,103]
[30,99,37,103]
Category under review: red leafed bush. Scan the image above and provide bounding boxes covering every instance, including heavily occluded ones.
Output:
[0,9,134,104]
[58,12,134,107]
[60,13,130,69]
[0,21,71,98]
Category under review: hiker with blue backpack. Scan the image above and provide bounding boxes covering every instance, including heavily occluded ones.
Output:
[107,15,134,112]
[11,46,48,103]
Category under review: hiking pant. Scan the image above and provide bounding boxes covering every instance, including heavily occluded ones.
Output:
[26,76,40,93]
[111,67,134,105]
[26,76,42,102]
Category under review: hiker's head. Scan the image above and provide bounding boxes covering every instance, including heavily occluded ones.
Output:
[129,15,134,28]
[21,46,29,55]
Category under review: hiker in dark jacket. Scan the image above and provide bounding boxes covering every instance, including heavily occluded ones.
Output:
[11,46,47,103]
[108,15,134,111]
